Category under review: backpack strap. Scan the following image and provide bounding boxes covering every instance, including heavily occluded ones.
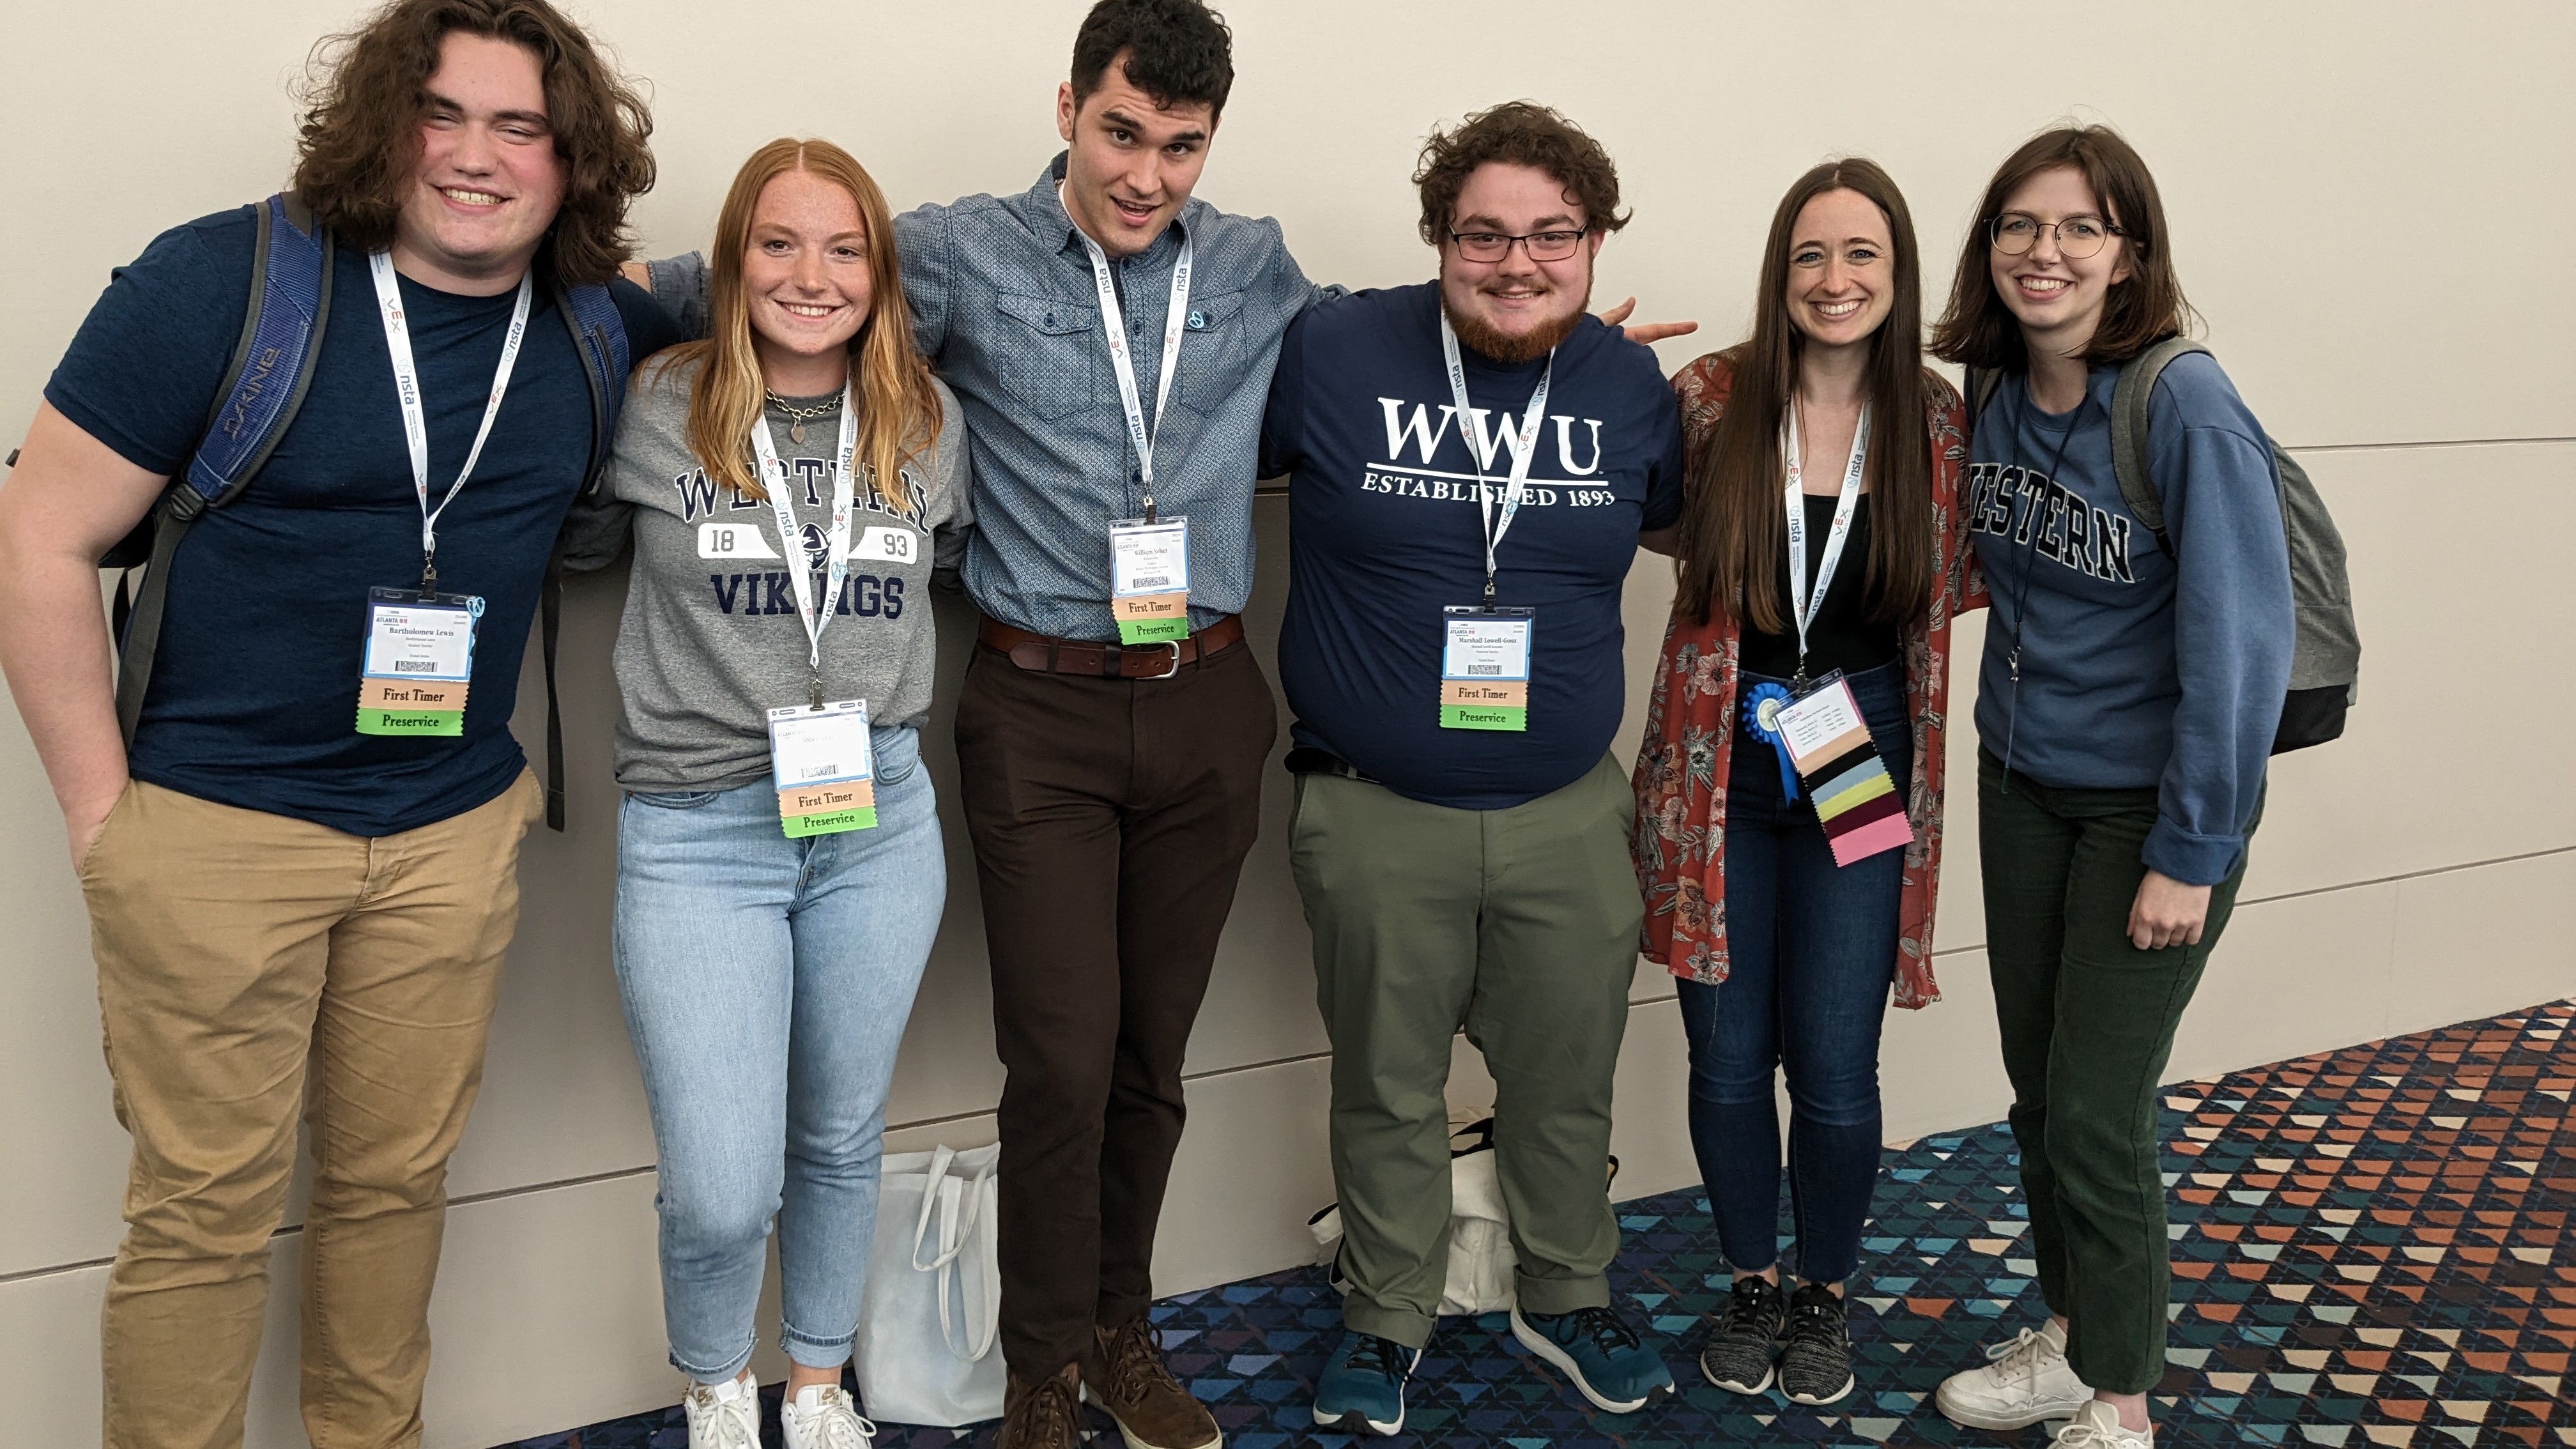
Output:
[116,193,334,744]
[536,279,631,830]
[2107,337,2209,556]
[1963,365,2003,427]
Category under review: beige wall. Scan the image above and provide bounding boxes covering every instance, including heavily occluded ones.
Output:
[3,3,2572,1443]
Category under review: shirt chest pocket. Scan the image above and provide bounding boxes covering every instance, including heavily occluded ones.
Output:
[993,293,1104,423]
[1172,289,1251,417]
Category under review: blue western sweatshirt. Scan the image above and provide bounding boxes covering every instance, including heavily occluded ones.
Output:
[1966,353,2293,884]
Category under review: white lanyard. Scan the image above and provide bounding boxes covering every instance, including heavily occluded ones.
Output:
[1783,399,1871,677]
[1066,187,1193,519]
[368,252,533,588]
[747,383,861,703]
[1438,310,1554,601]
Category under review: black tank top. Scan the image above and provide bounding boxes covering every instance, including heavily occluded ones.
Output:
[1736,492,1902,679]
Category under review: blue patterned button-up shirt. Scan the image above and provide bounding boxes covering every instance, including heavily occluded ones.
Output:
[893,155,1321,639]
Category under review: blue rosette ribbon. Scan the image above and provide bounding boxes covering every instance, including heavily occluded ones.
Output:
[1740,681,1801,802]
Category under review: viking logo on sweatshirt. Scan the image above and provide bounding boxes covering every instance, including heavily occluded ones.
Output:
[1965,461,2136,586]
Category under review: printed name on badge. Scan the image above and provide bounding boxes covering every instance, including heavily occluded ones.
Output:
[1110,516,1190,645]
[355,587,479,737]
[767,698,878,837]
[1439,606,1533,732]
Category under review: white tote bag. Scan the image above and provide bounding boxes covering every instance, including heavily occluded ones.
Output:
[852,1143,1005,1426]
[1308,1117,1519,1316]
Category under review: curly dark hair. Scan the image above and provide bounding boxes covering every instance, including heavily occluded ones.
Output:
[289,0,654,286]
[1070,0,1234,117]
[1414,101,1632,247]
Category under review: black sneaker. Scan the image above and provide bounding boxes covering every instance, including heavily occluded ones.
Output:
[1777,1281,1855,1406]
[1698,1275,1784,1395]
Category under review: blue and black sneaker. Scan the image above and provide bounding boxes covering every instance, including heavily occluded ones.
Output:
[1312,1329,1422,1436]
[1510,1303,1676,1414]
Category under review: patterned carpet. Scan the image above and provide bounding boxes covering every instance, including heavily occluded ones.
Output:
[508,999,2574,1448]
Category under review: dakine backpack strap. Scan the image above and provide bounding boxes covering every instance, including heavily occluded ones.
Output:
[535,279,631,830]
[2107,337,2208,556]
[114,193,335,744]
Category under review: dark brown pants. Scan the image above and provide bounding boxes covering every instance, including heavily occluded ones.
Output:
[954,637,1278,1378]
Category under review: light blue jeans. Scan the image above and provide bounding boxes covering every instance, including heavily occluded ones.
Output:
[613,724,944,1383]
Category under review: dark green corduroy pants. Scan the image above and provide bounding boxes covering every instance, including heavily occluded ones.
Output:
[1978,751,2260,1394]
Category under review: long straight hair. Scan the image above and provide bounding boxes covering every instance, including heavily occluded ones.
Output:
[1929,124,2198,371]
[1676,158,1933,631]
[652,137,940,505]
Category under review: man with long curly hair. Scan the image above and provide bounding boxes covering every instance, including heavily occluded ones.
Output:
[0,1,678,1445]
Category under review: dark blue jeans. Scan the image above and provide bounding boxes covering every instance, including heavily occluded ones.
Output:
[1676,660,1910,1285]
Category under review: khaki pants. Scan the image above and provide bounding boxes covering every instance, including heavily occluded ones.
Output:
[78,771,542,1449]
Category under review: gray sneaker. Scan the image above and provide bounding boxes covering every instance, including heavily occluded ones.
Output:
[1698,1275,1784,1395]
[1776,1282,1855,1406]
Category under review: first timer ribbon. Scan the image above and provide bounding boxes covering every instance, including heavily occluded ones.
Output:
[1740,680,1801,802]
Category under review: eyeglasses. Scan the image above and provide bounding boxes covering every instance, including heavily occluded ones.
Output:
[1446,226,1590,263]
[1989,212,2124,259]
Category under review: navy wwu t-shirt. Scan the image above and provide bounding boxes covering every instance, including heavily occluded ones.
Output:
[1262,282,1683,810]
[45,206,680,836]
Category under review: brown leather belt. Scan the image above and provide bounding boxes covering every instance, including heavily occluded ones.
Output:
[979,613,1246,680]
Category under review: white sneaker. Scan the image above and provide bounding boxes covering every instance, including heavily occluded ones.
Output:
[781,1382,877,1449]
[1935,1319,2091,1429]
[682,1372,763,1449]
[2051,1399,2154,1446]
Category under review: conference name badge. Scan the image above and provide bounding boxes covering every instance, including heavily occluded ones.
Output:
[767,698,877,838]
[1439,606,1533,732]
[1109,516,1190,645]
[356,586,479,737]
[1772,676,1910,867]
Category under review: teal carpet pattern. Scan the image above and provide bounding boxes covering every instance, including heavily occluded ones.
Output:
[506,999,2573,1447]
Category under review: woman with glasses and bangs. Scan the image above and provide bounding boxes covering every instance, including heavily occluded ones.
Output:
[1924,126,2292,1449]
[1630,157,1983,1409]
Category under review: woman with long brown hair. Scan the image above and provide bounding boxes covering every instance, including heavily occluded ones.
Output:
[561,137,965,1449]
[1631,157,1981,1407]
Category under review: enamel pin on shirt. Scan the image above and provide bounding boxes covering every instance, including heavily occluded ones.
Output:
[354,252,530,737]
[749,380,880,836]
[1434,309,1552,732]
[1069,185,1198,647]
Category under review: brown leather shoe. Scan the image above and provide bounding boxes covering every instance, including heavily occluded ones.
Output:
[997,1362,1082,1449]
[1084,1315,1223,1449]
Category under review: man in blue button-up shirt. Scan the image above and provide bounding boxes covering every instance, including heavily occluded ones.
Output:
[648,6,1314,1447]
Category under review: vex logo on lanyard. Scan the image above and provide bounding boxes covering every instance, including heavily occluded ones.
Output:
[1434,311,1551,733]
[1068,184,1197,645]
[352,252,527,740]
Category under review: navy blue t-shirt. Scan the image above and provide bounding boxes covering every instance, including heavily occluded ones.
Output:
[1261,282,1683,810]
[45,206,680,836]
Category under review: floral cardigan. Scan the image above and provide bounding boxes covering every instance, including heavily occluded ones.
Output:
[1630,355,1983,1008]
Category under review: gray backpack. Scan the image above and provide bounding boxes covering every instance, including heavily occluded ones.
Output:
[1970,339,2360,754]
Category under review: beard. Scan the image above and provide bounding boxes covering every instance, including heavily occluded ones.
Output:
[1443,277,1593,364]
